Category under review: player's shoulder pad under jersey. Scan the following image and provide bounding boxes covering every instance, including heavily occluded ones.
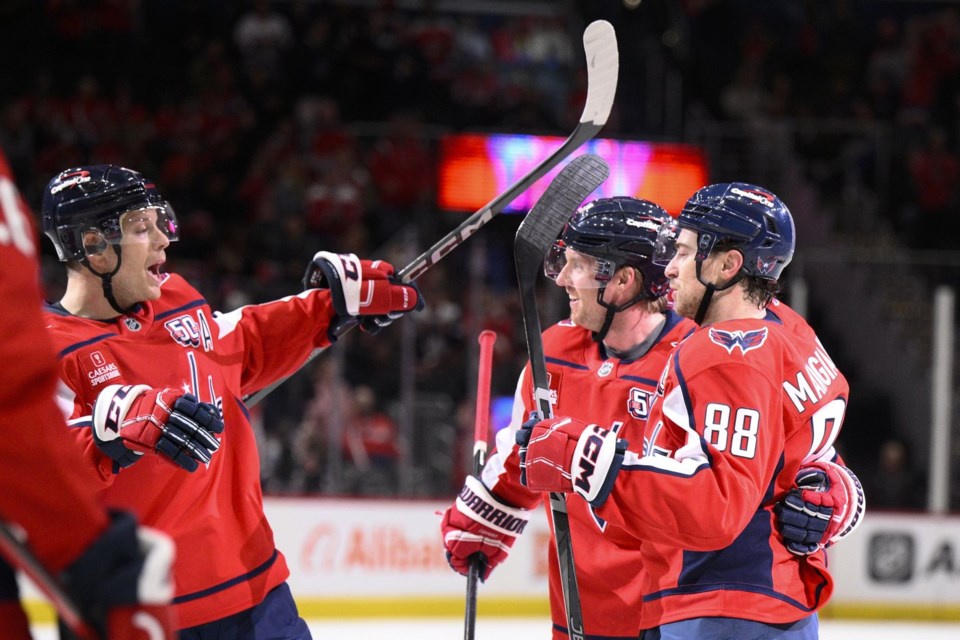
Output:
[151,273,200,304]
[766,299,819,342]
[661,311,697,347]
[542,321,594,357]
[681,317,786,375]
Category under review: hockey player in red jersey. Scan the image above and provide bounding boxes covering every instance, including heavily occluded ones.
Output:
[38,164,424,638]
[0,153,176,639]
[441,196,861,640]
[516,184,863,639]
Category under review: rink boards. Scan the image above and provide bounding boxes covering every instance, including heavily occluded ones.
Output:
[21,497,960,622]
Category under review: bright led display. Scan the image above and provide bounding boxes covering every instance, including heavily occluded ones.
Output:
[437,133,709,215]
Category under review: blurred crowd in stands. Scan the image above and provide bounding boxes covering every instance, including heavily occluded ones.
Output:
[2,0,955,507]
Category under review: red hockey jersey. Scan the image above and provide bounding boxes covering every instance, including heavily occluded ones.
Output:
[597,299,848,629]
[42,273,337,628]
[0,155,109,573]
[484,312,696,640]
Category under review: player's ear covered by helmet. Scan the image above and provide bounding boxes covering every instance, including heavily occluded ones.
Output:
[41,165,179,262]
[543,196,671,300]
[666,182,796,280]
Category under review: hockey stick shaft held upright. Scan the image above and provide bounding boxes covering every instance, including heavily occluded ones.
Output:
[244,19,618,408]
[464,329,497,640]
[514,153,610,640]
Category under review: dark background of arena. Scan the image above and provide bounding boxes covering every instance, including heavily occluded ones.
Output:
[1,0,958,510]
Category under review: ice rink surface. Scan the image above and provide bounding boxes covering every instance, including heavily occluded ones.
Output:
[30,617,960,639]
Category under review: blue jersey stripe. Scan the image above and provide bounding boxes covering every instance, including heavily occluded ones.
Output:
[156,298,206,321]
[620,374,658,385]
[545,355,589,370]
[644,581,819,613]
[174,549,279,604]
[57,333,116,358]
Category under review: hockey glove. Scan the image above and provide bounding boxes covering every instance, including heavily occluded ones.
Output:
[303,252,424,340]
[775,459,865,555]
[440,476,530,582]
[93,385,224,472]
[516,414,627,507]
[61,511,175,640]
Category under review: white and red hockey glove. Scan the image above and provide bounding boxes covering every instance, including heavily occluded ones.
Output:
[516,414,627,507]
[303,252,424,339]
[61,511,176,640]
[440,476,530,582]
[93,385,223,472]
[775,459,865,555]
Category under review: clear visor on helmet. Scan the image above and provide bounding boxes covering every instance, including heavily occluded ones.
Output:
[104,203,179,246]
[543,241,615,289]
[77,203,179,258]
[652,218,680,266]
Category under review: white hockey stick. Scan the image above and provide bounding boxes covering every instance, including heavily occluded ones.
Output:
[244,20,618,407]
[514,153,610,640]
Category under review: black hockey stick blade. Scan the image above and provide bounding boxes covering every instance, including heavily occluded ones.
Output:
[244,19,618,408]
[515,153,610,419]
[513,153,608,640]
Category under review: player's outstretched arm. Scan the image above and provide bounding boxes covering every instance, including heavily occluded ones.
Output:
[303,252,425,339]
[775,458,865,555]
[440,476,531,582]
[92,385,224,472]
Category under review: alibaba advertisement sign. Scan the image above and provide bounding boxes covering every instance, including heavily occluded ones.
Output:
[437,134,709,216]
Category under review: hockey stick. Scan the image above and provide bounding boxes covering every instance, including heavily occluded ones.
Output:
[0,521,99,640]
[514,153,609,640]
[464,329,497,640]
[244,19,618,407]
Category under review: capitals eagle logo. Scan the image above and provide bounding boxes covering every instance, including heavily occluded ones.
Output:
[708,327,768,355]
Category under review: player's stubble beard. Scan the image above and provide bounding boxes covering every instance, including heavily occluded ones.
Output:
[669,257,711,322]
[670,283,701,321]
[568,286,607,333]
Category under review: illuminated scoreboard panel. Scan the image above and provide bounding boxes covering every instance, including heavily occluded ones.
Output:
[437,133,709,216]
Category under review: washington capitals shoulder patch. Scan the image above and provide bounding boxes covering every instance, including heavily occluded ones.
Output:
[708,327,768,355]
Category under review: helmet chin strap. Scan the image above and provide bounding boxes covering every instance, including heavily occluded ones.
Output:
[591,285,644,344]
[693,261,742,325]
[83,245,136,315]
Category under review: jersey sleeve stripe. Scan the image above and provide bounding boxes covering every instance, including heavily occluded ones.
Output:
[57,332,116,358]
[545,355,590,371]
[620,374,659,385]
[155,298,206,321]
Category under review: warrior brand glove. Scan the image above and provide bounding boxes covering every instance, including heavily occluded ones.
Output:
[303,252,424,340]
[775,459,865,555]
[61,511,176,640]
[440,476,530,582]
[516,414,627,507]
[93,385,224,472]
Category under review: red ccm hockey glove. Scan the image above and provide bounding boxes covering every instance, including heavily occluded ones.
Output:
[440,476,530,582]
[516,414,627,507]
[775,459,865,555]
[303,252,424,339]
[93,385,224,472]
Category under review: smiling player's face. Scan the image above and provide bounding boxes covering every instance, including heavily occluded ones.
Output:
[86,207,171,308]
[553,247,611,332]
